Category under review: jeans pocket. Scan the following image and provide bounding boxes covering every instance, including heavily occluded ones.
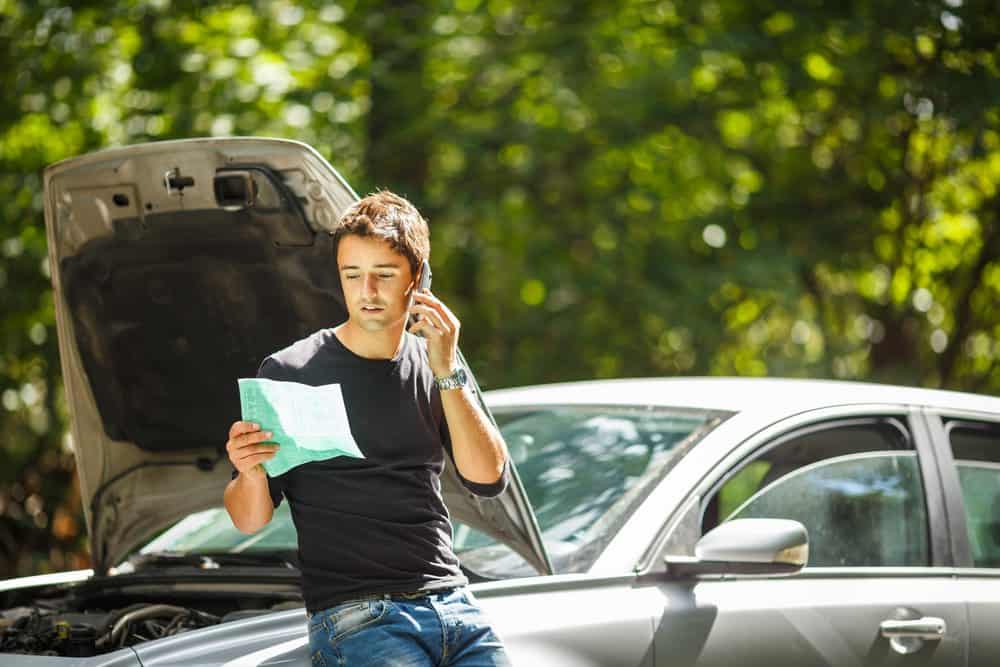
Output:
[307,614,331,666]
[329,600,389,643]
[307,610,327,633]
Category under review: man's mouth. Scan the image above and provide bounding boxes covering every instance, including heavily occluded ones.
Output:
[361,305,385,313]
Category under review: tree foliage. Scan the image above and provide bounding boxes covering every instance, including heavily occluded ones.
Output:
[1,0,998,577]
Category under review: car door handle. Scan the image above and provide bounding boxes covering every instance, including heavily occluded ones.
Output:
[880,617,946,640]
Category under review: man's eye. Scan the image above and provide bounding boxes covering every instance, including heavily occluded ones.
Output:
[344,275,359,280]
[378,274,394,279]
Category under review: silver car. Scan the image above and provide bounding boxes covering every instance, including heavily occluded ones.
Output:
[2,138,997,666]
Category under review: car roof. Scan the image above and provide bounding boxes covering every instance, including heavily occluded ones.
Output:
[483,376,1000,417]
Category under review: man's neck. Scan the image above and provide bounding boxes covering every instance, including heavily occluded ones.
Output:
[334,320,406,360]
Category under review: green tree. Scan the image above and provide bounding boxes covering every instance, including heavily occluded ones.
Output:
[1,0,998,578]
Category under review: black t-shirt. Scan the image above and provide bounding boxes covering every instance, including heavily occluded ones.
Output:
[233,329,508,613]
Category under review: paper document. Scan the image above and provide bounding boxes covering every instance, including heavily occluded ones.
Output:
[238,378,364,476]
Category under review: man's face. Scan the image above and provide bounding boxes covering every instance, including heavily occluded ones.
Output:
[337,234,416,332]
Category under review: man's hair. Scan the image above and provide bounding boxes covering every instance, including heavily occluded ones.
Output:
[332,190,429,276]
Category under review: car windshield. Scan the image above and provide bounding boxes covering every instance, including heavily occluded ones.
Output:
[456,406,724,576]
[133,405,725,578]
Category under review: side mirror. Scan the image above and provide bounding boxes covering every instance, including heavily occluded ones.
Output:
[664,518,808,578]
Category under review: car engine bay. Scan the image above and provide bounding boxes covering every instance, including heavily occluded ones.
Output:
[0,571,303,657]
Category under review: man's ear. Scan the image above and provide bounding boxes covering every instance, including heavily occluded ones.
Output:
[407,267,422,295]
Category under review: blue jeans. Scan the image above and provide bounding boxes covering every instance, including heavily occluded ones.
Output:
[306,587,511,666]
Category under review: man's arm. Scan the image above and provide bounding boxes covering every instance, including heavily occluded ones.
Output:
[409,289,509,486]
[439,387,508,485]
[224,420,280,533]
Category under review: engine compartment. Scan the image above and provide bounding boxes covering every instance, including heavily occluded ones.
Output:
[0,572,302,657]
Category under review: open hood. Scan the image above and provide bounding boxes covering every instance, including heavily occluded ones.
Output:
[42,137,552,576]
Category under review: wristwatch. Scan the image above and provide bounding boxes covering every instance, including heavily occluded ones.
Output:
[434,367,468,391]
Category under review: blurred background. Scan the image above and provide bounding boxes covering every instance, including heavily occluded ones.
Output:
[1,0,998,578]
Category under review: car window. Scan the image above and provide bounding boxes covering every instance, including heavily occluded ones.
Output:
[703,418,930,567]
[136,406,726,578]
[946,420,1000,568]
[455,406,725,577]
[729,452,928,566]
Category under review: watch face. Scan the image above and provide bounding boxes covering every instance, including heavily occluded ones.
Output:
[455,368,468,384]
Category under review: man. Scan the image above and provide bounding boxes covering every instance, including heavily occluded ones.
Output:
[223,191,512,666]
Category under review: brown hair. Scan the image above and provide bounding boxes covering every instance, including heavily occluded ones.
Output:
[332,190,429,276]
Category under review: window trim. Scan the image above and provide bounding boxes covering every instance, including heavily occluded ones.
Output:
[699,416,913,535]
[910,409,954,566]
[642,406,951,575]
[722,413,946,569]
[922,410,1000,568]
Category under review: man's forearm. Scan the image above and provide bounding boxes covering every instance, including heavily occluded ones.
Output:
[224,471,275,534]
[440,388,508,484]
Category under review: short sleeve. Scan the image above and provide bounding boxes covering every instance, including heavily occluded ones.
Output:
[440,412,510,498]
[257,356,290,381]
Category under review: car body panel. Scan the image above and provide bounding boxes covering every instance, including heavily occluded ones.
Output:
[0,570,94,594]
[956,574,1000,667]
[0,652,140,666]
[132,607,309,667]
[658,574,968,666]
[128,575,659,667]
[471,577,657,667]
[85,568,976,666]
[484,377,1000,417]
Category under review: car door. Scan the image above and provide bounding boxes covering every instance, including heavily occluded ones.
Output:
[923,410,1000,667]
[650,407,968,666]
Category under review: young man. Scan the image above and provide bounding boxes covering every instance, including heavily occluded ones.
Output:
[223,191,512,666]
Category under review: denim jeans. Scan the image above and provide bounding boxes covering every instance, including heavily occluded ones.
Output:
[306,587,511,666]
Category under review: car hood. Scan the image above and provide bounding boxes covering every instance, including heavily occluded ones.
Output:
[42,137,551,576]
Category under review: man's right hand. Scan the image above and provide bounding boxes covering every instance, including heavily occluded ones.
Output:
[226,421,279,478]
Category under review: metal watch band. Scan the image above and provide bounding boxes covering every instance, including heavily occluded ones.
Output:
[434,367,467,391]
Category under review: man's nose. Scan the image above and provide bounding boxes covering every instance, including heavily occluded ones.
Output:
[362,273,378,297]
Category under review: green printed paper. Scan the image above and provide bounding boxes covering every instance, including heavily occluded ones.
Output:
[238,378,364,476]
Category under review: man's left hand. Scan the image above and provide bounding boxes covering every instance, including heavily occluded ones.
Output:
[408,289,460,377]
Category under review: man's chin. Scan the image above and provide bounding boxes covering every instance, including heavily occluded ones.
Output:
[354,315,403,333]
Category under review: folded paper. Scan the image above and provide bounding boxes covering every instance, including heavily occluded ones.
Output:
[238,378,364,476]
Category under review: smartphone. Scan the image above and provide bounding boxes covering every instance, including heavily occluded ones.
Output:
[417,259,432,293]
[409,260,432,332]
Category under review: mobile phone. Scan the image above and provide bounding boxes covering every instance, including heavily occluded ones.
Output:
[409,260,432,332]
[418,260,432,293]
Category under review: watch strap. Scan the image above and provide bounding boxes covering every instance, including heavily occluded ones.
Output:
[435,367,467,390]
